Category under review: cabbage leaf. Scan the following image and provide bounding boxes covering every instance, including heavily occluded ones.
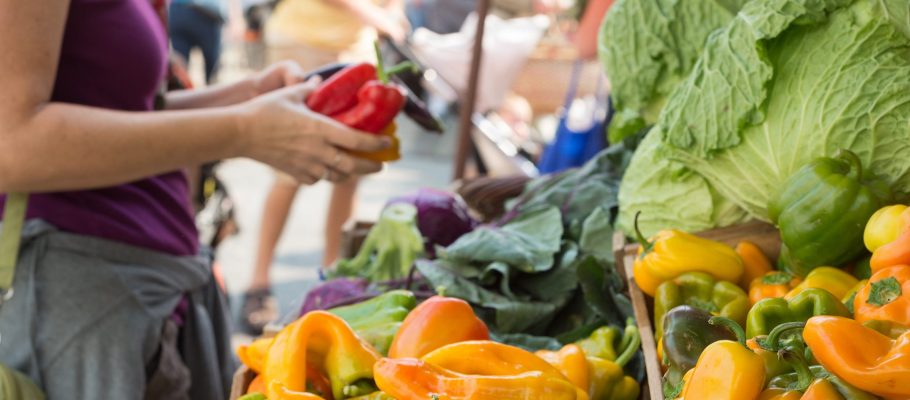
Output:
[599,0,749,143]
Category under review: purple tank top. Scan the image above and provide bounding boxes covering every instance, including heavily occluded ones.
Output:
[0,0,198,255]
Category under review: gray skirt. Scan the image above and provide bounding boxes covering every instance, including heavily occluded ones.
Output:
[0,221,236,400]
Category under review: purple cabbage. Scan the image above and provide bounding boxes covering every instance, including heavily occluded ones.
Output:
[299,278,374,315]
[387,188,478,256]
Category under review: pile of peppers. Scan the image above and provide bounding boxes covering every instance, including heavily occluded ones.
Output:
[632,150,910,400]
[236,295,642,400]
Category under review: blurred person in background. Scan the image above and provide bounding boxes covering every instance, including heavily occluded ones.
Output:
[241,0,410,334]
[573,0,614,59]
[169,0,227,83]
[404,0,475,33]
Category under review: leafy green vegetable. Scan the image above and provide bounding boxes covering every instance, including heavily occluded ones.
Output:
[619,0,910,231]
[660,0,910,219]
[599,0,748,143]
[441,207,563,273]
[617,132,749,237]
[333,204,424,282]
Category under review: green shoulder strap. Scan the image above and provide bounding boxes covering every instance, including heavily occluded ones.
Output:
[0,193,28,292]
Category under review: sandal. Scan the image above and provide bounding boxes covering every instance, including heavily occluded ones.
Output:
[240,288,278,336]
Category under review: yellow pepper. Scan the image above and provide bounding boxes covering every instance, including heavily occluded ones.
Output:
[677,317,765,400]
[864,205,910,252]
[540,322,641,400]
[237,337,274,374]
[351,123,400,162]
[261,311,381,400]
[631,213,744,297]
[784,266,858,301]
[535,344,590,391]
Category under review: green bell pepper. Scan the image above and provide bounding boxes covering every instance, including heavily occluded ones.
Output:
[575,325,622,362]
[746,288,850,338]
[328,290,417,355]
[654,271,749,342]
[661,306,736,399]
[769,149,891,277]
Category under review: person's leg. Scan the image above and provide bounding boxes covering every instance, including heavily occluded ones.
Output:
[323,177,360,267]
[249,173,300,290]
[241,172,298,334]
[198,18,223,83]
[168,3,194,63]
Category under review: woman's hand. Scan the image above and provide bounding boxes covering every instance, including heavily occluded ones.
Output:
[237,78,391,185]
[251,60,309,97]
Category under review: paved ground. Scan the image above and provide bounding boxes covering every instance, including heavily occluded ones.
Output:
[203,37,459,328]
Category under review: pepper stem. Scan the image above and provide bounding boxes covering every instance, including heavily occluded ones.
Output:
[373,41,416,84]
[614,318,641,368]
[632,211,655,255]
[762,322,806,352]
[374,41,388,83]
[778,349,813,392]
[836,149,863,182]
[709,316,746,348]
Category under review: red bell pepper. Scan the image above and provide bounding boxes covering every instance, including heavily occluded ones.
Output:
[305,63,378,116]
[329,43,411,134]
[305,42,413,162]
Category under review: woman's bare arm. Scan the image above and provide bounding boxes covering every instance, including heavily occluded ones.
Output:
[332,0,408,41]
[166,61,308,110]
[0,0,389,193]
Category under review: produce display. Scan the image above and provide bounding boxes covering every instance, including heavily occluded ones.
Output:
[232,0,910,399]
[633,203,910,399]
[237,296,641,400]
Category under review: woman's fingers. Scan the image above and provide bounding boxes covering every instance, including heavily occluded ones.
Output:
[318,146,383,176]
[322,125,391,154]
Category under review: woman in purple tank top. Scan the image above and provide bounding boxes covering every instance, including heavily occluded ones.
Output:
[0,0,391,398]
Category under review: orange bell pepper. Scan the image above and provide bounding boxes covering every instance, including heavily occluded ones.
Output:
[871,219,910,273]
[757,388,802,400]
[749,271,802,305]
[853,264,910,328]
[376,341,586,400]
[804,316,910,399]
[373,358,581,400]
[737,241,774,289]
[387,296,489,359]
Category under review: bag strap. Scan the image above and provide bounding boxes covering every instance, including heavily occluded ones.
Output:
[0,192,27,299]
[561,59,585,110]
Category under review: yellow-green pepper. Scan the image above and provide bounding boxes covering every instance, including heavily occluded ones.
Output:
[864,204,910,252]
[631,213,744,297]
[654,271,749,341]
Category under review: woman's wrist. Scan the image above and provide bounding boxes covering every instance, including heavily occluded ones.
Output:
[228,102,256,159]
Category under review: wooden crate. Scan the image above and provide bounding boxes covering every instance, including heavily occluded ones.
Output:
[612,220,781,400]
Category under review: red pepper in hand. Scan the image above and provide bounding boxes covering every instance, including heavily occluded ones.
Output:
[305,63,378,116]
[305,42,413,162]
[329,43,411,135]
[332,81,406,133]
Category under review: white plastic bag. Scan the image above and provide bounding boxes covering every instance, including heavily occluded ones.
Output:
[410,13,549,113]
